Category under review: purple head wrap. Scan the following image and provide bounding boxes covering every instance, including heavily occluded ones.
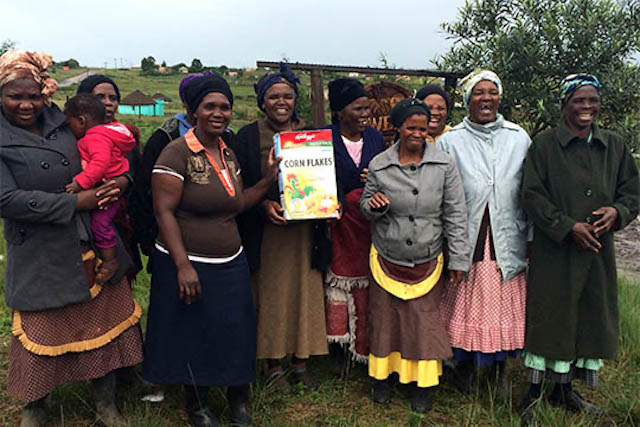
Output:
[179,70,213,102]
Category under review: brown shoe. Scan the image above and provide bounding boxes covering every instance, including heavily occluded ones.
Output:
[291,369,317,391]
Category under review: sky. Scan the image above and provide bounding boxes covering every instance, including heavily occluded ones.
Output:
[1,0,468,69]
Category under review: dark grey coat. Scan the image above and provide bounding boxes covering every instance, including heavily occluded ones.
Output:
[1,104,130,311]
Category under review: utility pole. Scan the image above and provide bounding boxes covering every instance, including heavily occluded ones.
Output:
[104,61,108,69]
[113,58,117,69]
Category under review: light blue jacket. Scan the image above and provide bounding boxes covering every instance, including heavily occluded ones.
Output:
[437,114,531,281]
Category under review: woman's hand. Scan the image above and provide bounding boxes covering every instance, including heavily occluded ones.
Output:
[449,270,465,285]
[75,179,121,211]
[571,222,602,253]
[262,199,287,225]
[97,175,129,209]
[368,192,390,211]
[360,168,369,183]
[264,147,282,182]
[326,202,343,226]
[592,206,618,237]
[177,262,201,304]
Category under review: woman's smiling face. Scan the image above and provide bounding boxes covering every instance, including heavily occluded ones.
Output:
[1,78,44,130]
[422,93,448,138]
[468,80,500,124]
[563,85,600,132]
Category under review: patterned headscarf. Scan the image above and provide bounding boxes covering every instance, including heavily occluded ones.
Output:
[254,62,301,119]
[459,69,503,108]
[0,50,58,105]
[559,74,601,105]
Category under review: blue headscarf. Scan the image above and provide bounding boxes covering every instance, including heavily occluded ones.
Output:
[559,74,601,105]
[254,62,301,120]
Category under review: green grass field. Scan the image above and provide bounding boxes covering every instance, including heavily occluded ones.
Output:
[0,69,639,425]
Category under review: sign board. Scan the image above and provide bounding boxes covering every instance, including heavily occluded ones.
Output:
[365,81,412,144]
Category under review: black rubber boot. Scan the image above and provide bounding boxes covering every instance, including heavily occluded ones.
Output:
[410,384,432,413]
[20,395,48,427]
[520,383,542,426]
[453,359,475,394]
[549,382,603,414]
[486,360,510,400]
[184,385,219,427]
[227,384,253,426]
[329,342,348,378]
[372,378,393,404]
[92,372,125,427]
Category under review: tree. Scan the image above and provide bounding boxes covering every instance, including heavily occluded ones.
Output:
[58,58,80,69]
[189,58,204,73]
[436,0,640,149]
[1,39,16,56]
[161,60,167,67]
[141,56,157,75]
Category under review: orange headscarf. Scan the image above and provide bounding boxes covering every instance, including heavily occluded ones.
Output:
[0,50,58,105]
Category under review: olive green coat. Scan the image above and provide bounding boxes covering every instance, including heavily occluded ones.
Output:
[522,122,639,360]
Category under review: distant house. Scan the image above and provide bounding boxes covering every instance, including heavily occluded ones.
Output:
[152,92,172,103]
[118,90,164,117]
[227,71,238,77]
[179,66,189,74]
[348,72,360,77]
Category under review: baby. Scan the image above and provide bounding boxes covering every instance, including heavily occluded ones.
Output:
[64,94,135,284]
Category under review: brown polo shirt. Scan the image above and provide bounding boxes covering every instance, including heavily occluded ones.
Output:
[153,135,245,258]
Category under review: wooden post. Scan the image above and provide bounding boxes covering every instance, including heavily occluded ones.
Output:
[310,69,325,127]
[444,76,458,95]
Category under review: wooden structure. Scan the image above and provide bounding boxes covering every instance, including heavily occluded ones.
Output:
[118,90,164,117]
[152,92,172,103]
[256,61,466,127]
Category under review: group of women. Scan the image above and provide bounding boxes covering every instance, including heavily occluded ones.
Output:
[1,49,638,427]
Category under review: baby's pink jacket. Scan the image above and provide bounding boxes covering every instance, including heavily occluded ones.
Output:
[74,122,135,189]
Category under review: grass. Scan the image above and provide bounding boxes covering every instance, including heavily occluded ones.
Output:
[0,239,639,426]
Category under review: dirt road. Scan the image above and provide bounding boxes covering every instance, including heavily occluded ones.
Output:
[57,70,98,87]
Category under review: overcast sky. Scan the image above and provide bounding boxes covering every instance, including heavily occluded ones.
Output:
[1,0,468,69]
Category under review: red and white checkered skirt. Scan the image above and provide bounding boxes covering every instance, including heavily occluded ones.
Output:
[440,230,526,353]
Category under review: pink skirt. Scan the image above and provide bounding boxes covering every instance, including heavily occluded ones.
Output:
[440,231,526,353]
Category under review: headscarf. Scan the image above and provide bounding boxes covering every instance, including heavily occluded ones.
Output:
[459,69,503,108]
[254,62,301,120]
[415,84,451,112]
[0,50,58,106]
[559,74,601,105]
[77,74,121,102]
[183,74,233,112]
[389,98,431,128]
[179,71,213,102]
[328,78,369,112]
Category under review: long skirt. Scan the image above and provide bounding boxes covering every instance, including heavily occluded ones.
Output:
[253,222,328,359]
[8,250,143,402]
[325,188,370,363]
[142,250,256,387]
[440,230,526,358]
[368,247,452,388]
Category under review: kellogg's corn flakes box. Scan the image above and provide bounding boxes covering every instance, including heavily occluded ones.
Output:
[275,130,340,220]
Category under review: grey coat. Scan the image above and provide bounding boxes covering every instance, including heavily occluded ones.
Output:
[0,105,130,311]
[360,142,470,271]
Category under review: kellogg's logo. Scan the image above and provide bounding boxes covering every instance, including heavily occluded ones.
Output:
[294,133,317,142]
